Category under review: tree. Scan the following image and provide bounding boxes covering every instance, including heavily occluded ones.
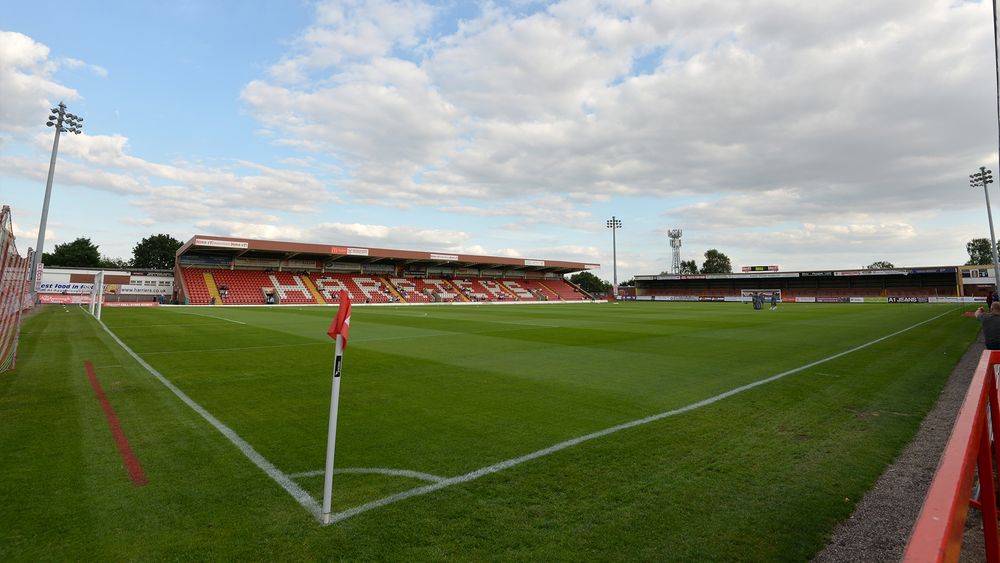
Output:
[568,271,611,294]
[132,234,182,270]
[620,278,636,287]
[679,260,699,274]
[99,255,131,269]
[42,237,101,267]
[700,249,732,274]
[967,238,1000,266]
[866,261,895,269]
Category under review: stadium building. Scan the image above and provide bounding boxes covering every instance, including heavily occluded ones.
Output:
[172,235,599,305]
[631,265,993,303]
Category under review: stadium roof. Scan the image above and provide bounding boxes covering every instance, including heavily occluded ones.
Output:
[176,235,598,275]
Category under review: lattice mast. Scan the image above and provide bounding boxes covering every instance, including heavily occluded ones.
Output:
[667,229,683,274]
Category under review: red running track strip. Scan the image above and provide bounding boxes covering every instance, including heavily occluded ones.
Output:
[85,360,148,486]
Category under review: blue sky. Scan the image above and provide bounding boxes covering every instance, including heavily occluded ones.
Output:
[2,0,999,282]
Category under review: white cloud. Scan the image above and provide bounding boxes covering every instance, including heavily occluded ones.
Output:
[242,0,996,213]
[61,57,108,77]
[0,31,77,138]
[190,219,470,252]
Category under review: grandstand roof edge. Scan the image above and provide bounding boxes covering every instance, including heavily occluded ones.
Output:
[177,235,597,272]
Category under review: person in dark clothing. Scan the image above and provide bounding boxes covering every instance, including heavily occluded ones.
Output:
[976,302,1000,350]
[988,292,994,309]
[770,292,778,310]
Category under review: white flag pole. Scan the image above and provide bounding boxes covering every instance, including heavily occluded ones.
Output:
[321,333,344,524]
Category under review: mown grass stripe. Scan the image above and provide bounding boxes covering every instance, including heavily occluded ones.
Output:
[93,317,323,520]
[325,308,956,525]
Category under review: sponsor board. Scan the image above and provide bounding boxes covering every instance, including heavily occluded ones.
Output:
[928,296,981,303]
[815,297,848,303]
[524,259,545,266]
[742,265,779,272]
[194,238,248,249]
[801,271,833,277]
[888,296,929,303]
[698,296,725,302]
[38,294,90,304]
[103,302,160,307]
[330,246,370,256]
[38,282,169,295]
[585,264,600,269]
[430,253,458,261]
[849,297,864,303]
[38,282,92,294]
[835,269,908,276]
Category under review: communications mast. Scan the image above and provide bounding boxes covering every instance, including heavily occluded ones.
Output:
[667,229,683,274]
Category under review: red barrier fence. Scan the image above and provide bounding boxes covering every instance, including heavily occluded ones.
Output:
[904,350,1000,562]
[0,205,34,372]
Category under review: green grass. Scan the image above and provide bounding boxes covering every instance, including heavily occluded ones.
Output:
[0,301,980,560]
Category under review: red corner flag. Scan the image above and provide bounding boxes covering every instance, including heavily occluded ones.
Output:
[327,290,352,348]
[322,290,352,524]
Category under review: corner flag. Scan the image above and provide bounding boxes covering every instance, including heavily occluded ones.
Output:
[322,290,352,524]
[327,290,352,349]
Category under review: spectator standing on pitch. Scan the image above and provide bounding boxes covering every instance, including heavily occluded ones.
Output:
[976,302,1000,350]
[770,292,778,311]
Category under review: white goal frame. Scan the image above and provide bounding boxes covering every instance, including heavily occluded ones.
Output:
[740,288,781,303]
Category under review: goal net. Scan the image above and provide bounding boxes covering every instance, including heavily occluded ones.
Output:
[740,289,781,302]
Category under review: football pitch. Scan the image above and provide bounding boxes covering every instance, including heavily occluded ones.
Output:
[1,302,981,560]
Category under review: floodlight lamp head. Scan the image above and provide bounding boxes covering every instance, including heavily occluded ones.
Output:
[46,121,54,127]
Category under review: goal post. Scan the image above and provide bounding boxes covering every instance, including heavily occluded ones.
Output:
[740,289,781,303]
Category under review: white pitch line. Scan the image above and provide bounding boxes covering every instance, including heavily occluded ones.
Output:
[172,310,247,325]
[139,342,327,356]
[323,308,957,525]
[94,317,323,521]
[290,467,446,483]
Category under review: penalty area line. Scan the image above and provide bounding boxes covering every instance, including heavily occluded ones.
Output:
[324,308,957,525]
[290,467,446,483]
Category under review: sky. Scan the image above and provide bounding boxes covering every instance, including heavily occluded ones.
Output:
[2,0,999,283]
